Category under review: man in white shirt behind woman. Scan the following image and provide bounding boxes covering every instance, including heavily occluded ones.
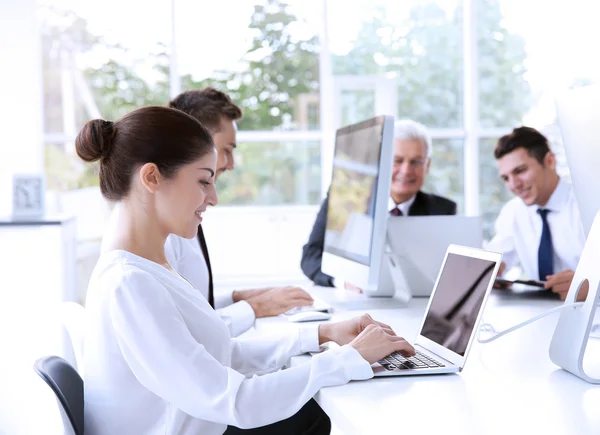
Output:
[80,106,415,435]
[487,126,588,301]
[164,88,314,337]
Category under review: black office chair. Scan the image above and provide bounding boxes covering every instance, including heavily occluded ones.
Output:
[34,355,84,435]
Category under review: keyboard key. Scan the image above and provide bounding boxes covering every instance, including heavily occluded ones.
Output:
[379,361,396,371]
[382,350,445,369]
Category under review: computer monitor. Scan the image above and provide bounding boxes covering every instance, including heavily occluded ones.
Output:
[556,84,600,237]
[321,115,395,296]
[549,84,600,384]
[385,216,484,297]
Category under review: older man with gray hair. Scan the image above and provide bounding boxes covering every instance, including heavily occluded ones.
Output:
[301,119,457,288]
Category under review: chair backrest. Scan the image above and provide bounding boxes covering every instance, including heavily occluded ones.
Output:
[60,301,85,376]
[34,356,84,435]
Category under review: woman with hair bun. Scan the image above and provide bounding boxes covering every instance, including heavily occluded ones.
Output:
[81,106,414,435]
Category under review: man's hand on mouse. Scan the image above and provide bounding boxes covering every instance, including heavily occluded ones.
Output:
[344,281,363,293]
[239,287,314,318]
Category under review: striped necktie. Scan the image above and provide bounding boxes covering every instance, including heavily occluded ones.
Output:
[390,207,403,216]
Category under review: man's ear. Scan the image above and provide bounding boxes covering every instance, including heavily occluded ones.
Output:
[138,163,163,194]
[544,151,557,170]
[424,157,431,175]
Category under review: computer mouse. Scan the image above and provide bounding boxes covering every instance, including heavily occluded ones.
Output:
[287,311,332,323]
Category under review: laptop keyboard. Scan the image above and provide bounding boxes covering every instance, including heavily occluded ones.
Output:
[377,350,445,371]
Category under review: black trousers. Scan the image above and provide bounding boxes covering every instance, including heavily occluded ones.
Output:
[223,399,331,435]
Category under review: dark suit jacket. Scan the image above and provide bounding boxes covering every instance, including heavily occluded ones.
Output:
[300,191,457,287]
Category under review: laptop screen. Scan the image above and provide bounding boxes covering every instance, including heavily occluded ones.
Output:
[419,253,497,356]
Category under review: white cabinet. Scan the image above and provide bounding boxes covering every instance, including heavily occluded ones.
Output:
[0,216,77,384]
[0,216,77,306]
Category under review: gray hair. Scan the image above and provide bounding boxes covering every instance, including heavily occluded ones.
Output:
[393,119,431,158]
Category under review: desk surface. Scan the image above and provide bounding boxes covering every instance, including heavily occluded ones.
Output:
[254,287,600,435]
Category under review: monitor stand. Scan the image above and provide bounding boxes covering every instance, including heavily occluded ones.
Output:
[549,211,600,384]
[314,249,413,311]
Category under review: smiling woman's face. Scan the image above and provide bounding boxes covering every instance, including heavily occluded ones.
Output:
[155,148,219,238]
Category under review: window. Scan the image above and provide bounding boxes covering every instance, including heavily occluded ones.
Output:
[33,0,600,284]
[328,0,463,128]
[41,0,323,212]
[424,139,465,213]
[476,0,600,238]
[326,0,465,208]
[40,0,171,201]
[478,138,512,239]
[216,140,321,205]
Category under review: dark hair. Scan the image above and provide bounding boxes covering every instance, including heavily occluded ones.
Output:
[494,126,551,165]
[169,87,242,132]
[75,106,215,201]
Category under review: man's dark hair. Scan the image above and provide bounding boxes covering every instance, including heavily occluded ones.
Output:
[169,87,242,132]
[494,126,551,165]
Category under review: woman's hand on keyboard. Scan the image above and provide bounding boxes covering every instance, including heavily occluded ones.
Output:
[349,324,415,364]
[318,313,414,363]
[319,313,395,345]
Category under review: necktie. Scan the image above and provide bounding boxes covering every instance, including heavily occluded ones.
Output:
[390,207,403,216]
[537,208,554,280]
[197,224,215,308]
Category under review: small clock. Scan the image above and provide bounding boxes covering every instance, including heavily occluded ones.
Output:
[12,174,45,219]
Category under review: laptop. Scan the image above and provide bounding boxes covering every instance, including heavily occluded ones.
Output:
[372,244,501,376]
[385,216,484,297]
[313,245,501,376]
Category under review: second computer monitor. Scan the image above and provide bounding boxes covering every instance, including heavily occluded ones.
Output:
[556,83,600,237]
[385,216,484,297]
[321,115,395,295]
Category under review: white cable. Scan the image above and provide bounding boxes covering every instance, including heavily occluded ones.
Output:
[477,302,585,343]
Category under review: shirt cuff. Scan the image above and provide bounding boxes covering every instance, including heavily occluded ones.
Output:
[298,325,320,353]
[332,278,345,289]
[214,289,235,309]
[330,344,374,381]
[217,301,256,337]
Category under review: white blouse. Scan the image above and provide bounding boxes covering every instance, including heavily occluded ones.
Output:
[164,234,256,337]
[84,250,373,435]
[103,205,255,337]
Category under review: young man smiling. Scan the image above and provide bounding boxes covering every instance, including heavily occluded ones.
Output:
[488,126,587,301]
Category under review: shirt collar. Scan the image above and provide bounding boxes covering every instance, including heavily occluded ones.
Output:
[530,177,569,214]
[388,194,417,216]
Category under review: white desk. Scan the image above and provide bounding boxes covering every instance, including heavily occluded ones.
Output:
[255,288,600,435]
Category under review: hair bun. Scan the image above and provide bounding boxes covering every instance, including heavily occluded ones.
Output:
[75,119,116,162]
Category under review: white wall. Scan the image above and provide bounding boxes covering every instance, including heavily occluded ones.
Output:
[0,0,44,216]
[202,205,319,287]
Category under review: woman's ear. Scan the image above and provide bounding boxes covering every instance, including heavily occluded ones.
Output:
[139,163,163,194]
